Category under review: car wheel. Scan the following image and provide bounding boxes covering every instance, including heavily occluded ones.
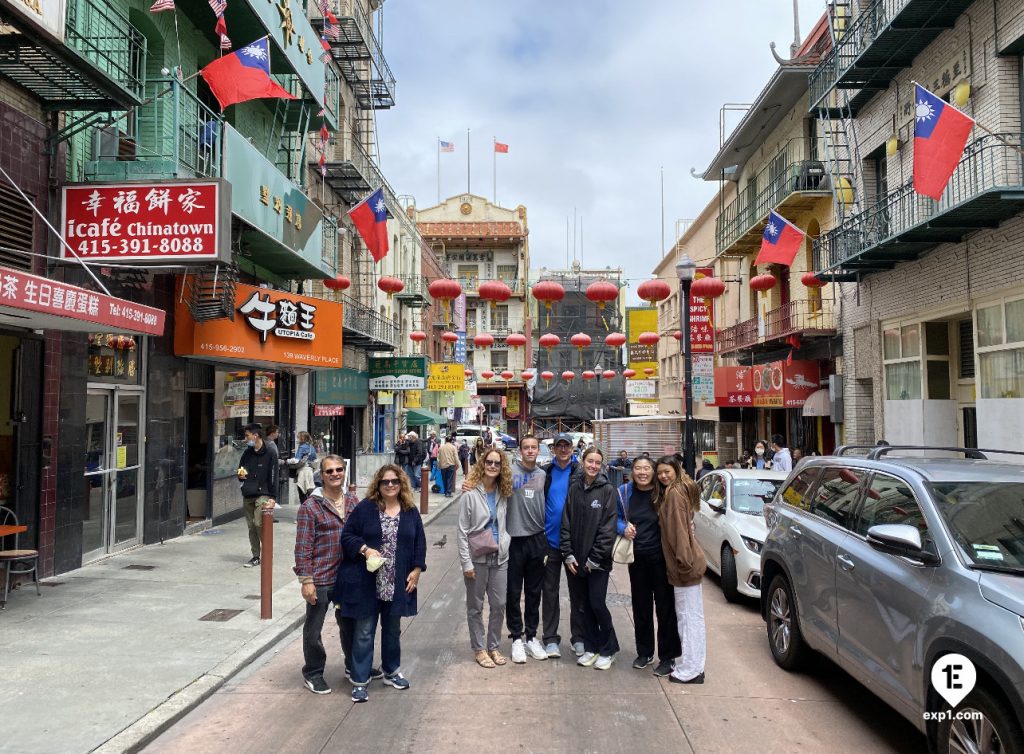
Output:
[937,684,1023,754]
[766,574,808,671]
[720,545,740,603]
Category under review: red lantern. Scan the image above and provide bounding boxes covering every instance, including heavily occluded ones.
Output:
[323,274,351,291]
[500,370,514,381]
[441,331,459,344]
[570,332,592,350]
[638,331,659,346]
[540,370,555,384]
[473,333,494,350]
[478,280,512,308]
[480,370,495,381]
[604,332,626,348]
[464,369,474,378]
[801,272,825,288]
[428,278,462,321]
[673,330,682,341]
[602,369,616,380]
[377,276,404,297]
[539,333,560,351]
[561,370,575,382]
[585,280,619,310]
[637,278,671,304]
[521,370,535,381]
[531,280,565,310]
[643,367,655,376]
[622,368,637,378]
[506,333,527,350]
[750,273,778,292]
[409,330,426,349]
[581,370,596,381]
[691,276,726,300]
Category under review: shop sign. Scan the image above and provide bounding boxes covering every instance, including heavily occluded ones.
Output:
[87,333,141,384]
[0,264,165,335]
[453,330,467,365]
[750,360,821,408]
[628,401,660,416]
[505,391,520,419]
[427,363,465,391]
[689,267,715,353]
[368,356,427,390]
[2,0,66,42]
[626,306,658,376]
[377,390,394,405]
[174,280,343,368]
[713,366,753,407]
[692,354,715,403]
[61,181,228,264]
[405,390,422,408]
[314,368,368,406]
[314,404,345,417]
[454,294,467,331]
[245,0,325,106]
[626,379,656,399]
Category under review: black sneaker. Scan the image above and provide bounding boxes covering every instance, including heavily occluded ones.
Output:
[632,654,654,669]
[303,676,331,695]
[669,672,705,685]
[344,667,384,684]
[653,660,673,677]
[244,556,260,568]
[351,685,368,703]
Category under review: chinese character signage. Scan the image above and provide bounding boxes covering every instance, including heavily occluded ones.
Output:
[314,405,345,417]
[174,280,343,368]
[315,368,368,406]
[713,361,819,408]
[244,0,325,107]
[61,181,228,264]
[692,354,715,403]
[625,379,657,399]
[454,330,467,365]
[626,306,658,378]
[505,391,520,419]
[427,363,465,392]
[690,267,715,353]
[368,356,427,391]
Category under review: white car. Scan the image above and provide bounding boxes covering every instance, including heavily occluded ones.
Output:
[694,469,788,602]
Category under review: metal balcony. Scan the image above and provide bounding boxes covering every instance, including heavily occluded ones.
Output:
[715,140,831,257]
[339,292,398,351]
[808,0,972,113]
[313,0,396,109]
[393,274,429,307]
[717,317,759,355]
[814,133,1024,278]
[716,300,835,356]
[457,277,524,296]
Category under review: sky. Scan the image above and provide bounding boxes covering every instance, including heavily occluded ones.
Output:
[375,0,829,301]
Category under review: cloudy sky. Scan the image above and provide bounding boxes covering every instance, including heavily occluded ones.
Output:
[376,0,828,299]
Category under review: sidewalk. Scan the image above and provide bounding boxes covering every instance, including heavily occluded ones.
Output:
[0,490,456,754]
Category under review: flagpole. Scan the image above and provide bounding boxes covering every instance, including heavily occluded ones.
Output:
[466,128,471,194]
[437,137,440,204]
[493,137,497,203]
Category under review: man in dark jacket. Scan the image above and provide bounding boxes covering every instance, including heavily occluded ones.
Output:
[540,433,583,657]
[407,432,425,490]
[237,423,278,567]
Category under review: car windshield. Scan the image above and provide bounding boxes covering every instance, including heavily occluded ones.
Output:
[731,478,783,515]
[927,482,1024,571]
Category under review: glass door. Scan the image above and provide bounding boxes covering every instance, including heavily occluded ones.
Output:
[83,392,111,560]
[113,392,141,548]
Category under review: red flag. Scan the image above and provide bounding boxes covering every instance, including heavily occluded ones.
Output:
[913,84,973,200]
[199,38,296,110]
[214,13,226,36]
[494,141,509,153]
[755,210,805,266]
[348,188,389,262]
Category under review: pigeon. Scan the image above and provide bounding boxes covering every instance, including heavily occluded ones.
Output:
[433,534,447,548]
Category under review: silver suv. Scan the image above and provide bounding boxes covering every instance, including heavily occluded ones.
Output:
[760,446,1024,753]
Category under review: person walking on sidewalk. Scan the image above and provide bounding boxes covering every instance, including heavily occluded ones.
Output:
[654,455,707,685]
[560,447,620,670]
[458,439,470,477]
[407,432,425,491]
[541,433,583,658]
[437,436,460,497]
[237,423,277,567]
[616,456,680,677]
[505,435,548,664]
[336,465,426,703]
[457,448,512,668]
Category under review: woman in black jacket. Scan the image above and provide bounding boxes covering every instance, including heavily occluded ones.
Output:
[560,447,620,670]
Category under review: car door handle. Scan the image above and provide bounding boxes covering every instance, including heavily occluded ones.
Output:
[837,554,855,571]
[790,525,802,537]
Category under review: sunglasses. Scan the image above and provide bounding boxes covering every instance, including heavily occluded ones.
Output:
[483,459,502,468]
[379,478,401,486]
[323,468,345,475]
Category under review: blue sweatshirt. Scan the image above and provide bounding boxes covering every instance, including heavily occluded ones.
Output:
[544,460,575,549]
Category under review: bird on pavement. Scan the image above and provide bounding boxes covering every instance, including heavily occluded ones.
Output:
[433,534,447,548]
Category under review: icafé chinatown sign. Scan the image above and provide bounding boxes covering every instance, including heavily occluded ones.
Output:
[61,181,230,264]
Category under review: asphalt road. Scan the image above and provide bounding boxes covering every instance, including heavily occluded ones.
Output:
[145,503,925,754]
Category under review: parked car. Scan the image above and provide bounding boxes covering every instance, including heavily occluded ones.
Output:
[694,469,787,602]
[760,445,1024,753]
[452,424,500,447]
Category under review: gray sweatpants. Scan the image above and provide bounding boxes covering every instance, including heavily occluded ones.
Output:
[464,562,508,652]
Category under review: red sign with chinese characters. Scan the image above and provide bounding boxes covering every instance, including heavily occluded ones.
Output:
[314,405,346,417]
[751,360,821,408]
[61,181,227,263]
[690,267,715,353]
[713,366,753,407]
[0,265,165,335]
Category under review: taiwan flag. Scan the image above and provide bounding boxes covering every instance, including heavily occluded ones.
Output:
[199,37,297,111]
[755,210,805,267]
[913,84,973,200]
[348,188,389,262]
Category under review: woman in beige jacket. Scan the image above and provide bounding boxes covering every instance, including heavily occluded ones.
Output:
[654,455,707,684]
[456,448,513,668]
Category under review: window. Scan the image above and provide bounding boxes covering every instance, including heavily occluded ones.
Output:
[885,362,922,400]
[809,468,865,529]
[976,297,1024,398]
[704,476,725,503]
[496,264,518,291]
[780,468,820,511]
[0,181,34,272]
[457,264,479,289]
[492,305,509,332]
[883,323,923,400]
[490,351,508,371]
[853,473,930,539]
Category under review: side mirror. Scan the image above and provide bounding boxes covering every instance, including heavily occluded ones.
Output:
[708,500,726,514]
[866,524,939,565]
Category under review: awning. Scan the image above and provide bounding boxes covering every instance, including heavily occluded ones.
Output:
[802,388,831,417]
[405,408,447,426]
[0,265,165,336]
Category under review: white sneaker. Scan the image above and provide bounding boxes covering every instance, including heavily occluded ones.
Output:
[544,642,561,658]
[573,641,585,657]
[525,638,548,661]
[594,655,615,671]
[510,638,527,664]
[577,651,598,667]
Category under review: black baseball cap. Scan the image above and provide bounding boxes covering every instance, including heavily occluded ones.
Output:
[553,433,573,446]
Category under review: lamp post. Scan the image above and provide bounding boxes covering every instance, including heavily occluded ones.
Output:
[676,254,697,478]
[594,361,603,421]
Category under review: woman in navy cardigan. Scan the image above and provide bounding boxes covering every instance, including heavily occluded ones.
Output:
[336,464,426,703]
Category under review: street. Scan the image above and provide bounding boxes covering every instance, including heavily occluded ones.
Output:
[146,504,924,754]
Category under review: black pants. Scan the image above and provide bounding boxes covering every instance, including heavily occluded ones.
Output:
[542,545,584,646]
[565,566,620,656]
[628,549,681,662]
[506,533,547,641]
[441,465,456,495]
[302,585,353,680]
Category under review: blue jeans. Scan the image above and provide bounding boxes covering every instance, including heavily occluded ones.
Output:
[351,600,401,685]
[404,464,420,489]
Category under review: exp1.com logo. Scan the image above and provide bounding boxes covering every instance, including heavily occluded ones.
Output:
[923,654,983,723]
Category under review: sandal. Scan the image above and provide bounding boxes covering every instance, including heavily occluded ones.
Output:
[475,650,496,668]
[489,649,508,666]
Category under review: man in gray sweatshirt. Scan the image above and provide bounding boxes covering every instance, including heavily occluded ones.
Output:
[507,435,549,663]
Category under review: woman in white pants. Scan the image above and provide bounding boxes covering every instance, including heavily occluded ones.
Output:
[653,455,707,684]
[456,448,512,668]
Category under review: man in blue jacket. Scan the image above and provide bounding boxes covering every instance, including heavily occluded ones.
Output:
[541,433,584,657]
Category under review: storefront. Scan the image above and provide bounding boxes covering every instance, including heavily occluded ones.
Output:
[368,356,427,450]
[313,367,370,474]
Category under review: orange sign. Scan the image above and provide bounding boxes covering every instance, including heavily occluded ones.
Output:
[174,279,343,368]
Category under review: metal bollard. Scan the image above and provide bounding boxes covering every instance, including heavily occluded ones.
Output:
[420,463,429,515]
[260,507,274,620]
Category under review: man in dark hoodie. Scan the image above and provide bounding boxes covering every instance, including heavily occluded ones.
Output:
[237,423,277,567]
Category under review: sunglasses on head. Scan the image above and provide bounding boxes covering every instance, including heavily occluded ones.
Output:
[323,468,345,475]
[380,478,401,486]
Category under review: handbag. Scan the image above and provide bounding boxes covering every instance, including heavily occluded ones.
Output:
[468,527,499,559]
[612,534,635,565]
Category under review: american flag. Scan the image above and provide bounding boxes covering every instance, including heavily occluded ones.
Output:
[219,33,232,50]
[208,0,226,16]
[323,11,340,41]
[439,140,454,153]
[315,0,329,15]
[149,0,175,12]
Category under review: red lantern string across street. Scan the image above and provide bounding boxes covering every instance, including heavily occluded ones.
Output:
[570,332,591,365]
[585,280,619,310]
[473,333,494,350]
[521,370,534,381]
[377,276,404,297]
[464,369,474,378]
[673,330,682,341]
[480,370,495,381]
[441,331,459,344]
[637,278,671,305]
[428,278,462,322]
[581,370,596,381]
[643,367,655,376]
[500,370,514,382]
[750,273,778,292]
[602,370,616,380]
[622,368,637,378]
[478,280,512,308]
[539,333,560,351]
[531,280,565,311]
[561,370,575,382]
[801,272,826,288]
[323,274,350,291]
[638,331,660,346]
[605,332,626,348]
[506,333,527,350]
[540,370,555,385]
[691,274,727,328]
[409,330,426,351]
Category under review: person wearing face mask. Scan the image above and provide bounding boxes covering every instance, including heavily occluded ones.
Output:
[617,456,680,677]
[746,441,771,470]
[237,424,278,567]
[561,447,620,670]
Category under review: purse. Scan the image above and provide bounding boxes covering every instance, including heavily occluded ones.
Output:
[468,527,499,559]
[612,534,635,565]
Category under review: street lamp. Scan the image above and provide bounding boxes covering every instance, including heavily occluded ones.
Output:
[594,361,603,421]
[676,254,697,478]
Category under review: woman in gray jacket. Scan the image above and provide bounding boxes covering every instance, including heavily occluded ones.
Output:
[457,447,513,668]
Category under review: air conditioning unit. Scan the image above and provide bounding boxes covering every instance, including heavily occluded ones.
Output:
[795,160,828,191]
[93,126,137,161]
